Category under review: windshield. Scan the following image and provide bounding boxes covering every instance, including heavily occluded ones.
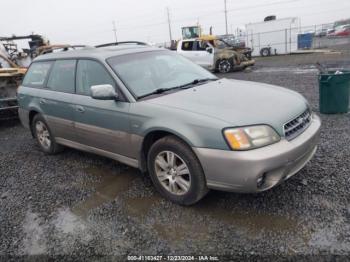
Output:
[107,50,216,98]
[214,39,231,49]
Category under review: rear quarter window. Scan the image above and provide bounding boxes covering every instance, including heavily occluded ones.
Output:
[22,61,52,88]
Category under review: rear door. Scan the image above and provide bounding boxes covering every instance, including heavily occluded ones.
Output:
[72,59,132,157]
[40,59,77,141]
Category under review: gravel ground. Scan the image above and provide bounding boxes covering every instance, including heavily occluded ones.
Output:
[0,52,350,261]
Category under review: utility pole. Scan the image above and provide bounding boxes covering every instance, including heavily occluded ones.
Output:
[224,0,228,35]
[166,7,173,43]
[112,20,118,42]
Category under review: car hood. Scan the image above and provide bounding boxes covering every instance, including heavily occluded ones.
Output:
[145,78,308,135]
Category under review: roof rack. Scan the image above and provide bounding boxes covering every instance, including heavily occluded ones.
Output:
[95,41,149,48]
[36,44,91,56]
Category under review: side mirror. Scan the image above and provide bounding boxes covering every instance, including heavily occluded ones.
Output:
[206,47,213,54]
[90,84,118,100]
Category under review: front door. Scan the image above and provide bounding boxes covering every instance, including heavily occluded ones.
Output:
[72,59,132,158]
[192,40,214,68]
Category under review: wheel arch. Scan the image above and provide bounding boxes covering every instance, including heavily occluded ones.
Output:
[139,128,194,172]
[28,107,42,137]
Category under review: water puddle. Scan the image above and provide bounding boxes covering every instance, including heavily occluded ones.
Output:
[72,166,139,218]
[124,195,161,218]
[122,192,310,245]
[72,166,311,246]
[122,195,210,244]
[153,223,210,244]
[198,206,297,235]
[183,195,310,243]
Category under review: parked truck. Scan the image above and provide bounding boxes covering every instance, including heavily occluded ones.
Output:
[246,17,300,57]
[177,37,254,73]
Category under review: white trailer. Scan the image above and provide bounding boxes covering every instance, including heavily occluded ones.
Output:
[246,17,300,57]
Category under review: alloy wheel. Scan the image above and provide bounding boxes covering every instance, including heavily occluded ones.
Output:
[35,121,51,150]
[154,151,191,195]
[218,60,231,73]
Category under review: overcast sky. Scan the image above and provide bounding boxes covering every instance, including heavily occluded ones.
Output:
[1,0,350,46]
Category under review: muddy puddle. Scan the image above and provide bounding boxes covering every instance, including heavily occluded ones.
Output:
[192,196,310,241]
[124,195,161,218]
[71,166,310,245]
[153,223,211,244]
[154,195,310,244]
[72,166,139,218]
[122,194,211,244]
[122,193,310,245]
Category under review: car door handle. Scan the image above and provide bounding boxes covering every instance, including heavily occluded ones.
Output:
[76,106,85,113]
[39,98,46,104]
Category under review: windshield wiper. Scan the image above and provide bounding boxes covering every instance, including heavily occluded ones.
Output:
[178,78,218,89]
[137,78,218,99]
[138,87,179,99]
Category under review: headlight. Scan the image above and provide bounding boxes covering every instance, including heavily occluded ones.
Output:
[223,125,280,151]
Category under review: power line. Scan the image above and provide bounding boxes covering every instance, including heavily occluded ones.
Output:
[52,0,346,44]
[167,0,302,25]
[227,0,301,12]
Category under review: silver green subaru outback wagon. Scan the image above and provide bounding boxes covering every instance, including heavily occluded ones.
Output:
[18,44,321,205]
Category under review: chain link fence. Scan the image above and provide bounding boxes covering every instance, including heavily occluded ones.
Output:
[244,23,350,56]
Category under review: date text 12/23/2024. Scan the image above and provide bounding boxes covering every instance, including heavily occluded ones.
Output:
[127,255,219,261]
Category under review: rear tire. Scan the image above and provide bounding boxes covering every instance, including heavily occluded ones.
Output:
[147,136,208,205]
[32,114,63,154]
[260,47,271,57]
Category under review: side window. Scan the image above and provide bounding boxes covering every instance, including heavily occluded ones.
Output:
[193,41,207,51]
[47,60,76,93]
[22,61,52,88]
[181,41,194,51]
[76,60,115,96]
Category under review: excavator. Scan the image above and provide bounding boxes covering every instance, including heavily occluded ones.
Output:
[0,35,42,119]
[0,34,84,120]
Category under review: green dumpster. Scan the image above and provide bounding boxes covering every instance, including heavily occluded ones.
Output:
[319,71,350,114]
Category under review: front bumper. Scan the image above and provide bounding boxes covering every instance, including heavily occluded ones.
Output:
[193,114,321,193]
[0,97,18,111]
[241,59,255,67]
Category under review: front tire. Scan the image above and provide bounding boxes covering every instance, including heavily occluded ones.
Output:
[32,114,63,154]
[147,136,208,205]
[216,58,233,73]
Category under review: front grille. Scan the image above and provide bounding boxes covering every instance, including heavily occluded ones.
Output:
[284,110,311,140]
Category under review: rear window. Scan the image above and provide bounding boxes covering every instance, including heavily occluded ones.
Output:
[22,62,52,88]
[47,60,76,93]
